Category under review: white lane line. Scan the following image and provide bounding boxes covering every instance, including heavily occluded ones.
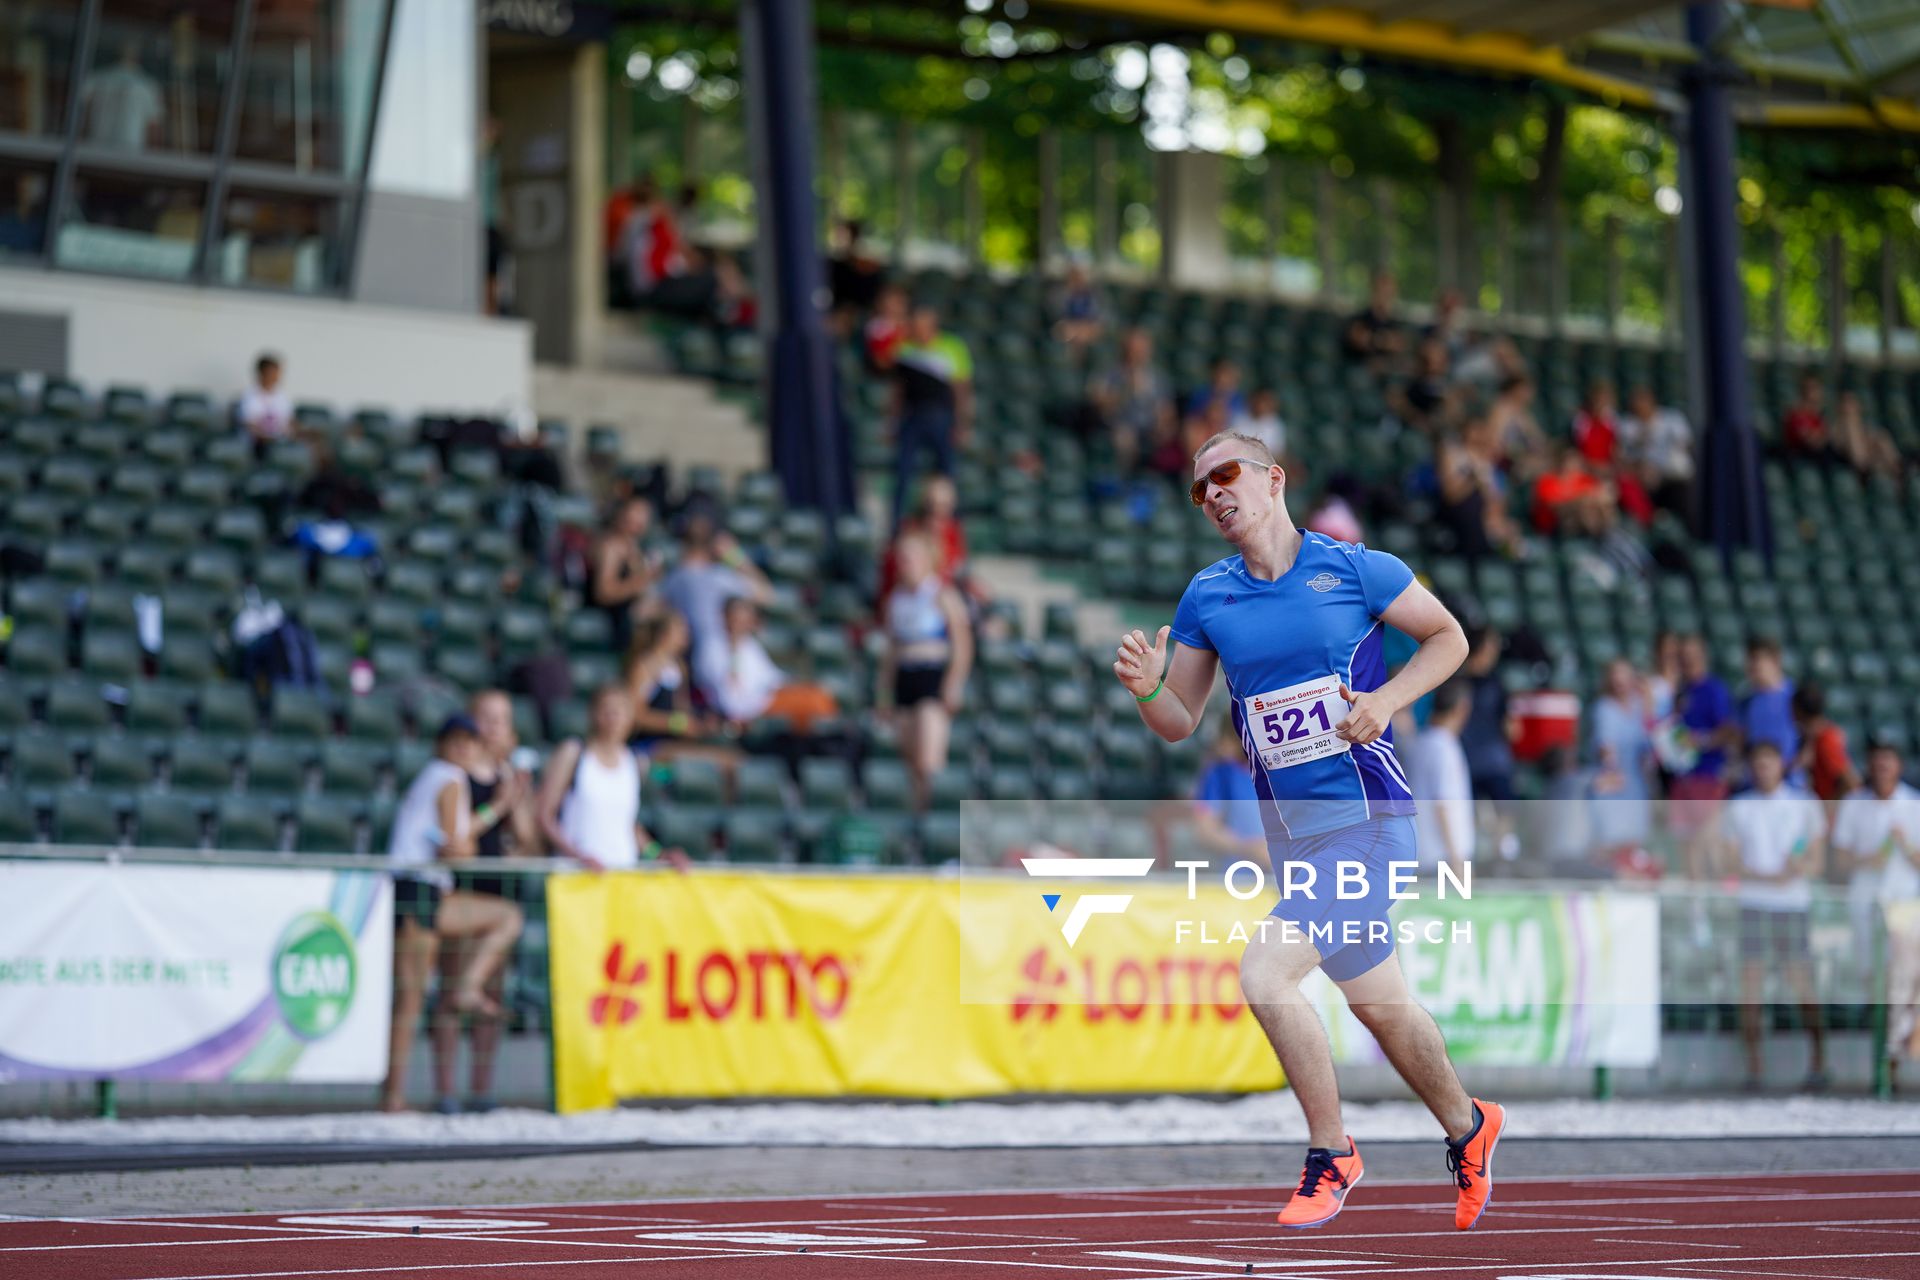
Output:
[1590,1238,1745,1249]
[21,1166,1918,1224]
[821,1201,950,1213]
[1097,1252,1392,1268]
[105,1254,788,1280]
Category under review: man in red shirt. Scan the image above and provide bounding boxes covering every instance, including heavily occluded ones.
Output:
[1532,445,1610,536]
[1781,372,1832,459]
[1572,379,1620,468]
[1791,682,1859,803]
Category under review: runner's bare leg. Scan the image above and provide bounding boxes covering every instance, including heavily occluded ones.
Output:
[1241,930,1346,1149]
[1337,953,1475,1140]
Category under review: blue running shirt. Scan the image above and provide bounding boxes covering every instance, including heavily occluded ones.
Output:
[1170,532,1417,839]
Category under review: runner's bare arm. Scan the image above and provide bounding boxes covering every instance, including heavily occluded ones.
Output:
[1115,626,1218,742]
[1339,579,1468,741]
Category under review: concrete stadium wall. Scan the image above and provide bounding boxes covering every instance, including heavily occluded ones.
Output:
[0,268,533,421]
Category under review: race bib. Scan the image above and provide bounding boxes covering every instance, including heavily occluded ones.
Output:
[1244,674,1350,771]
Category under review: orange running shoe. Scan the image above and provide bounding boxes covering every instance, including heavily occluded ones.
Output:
[1446,1099,1505,1230]
[1276,1139,1364,1229]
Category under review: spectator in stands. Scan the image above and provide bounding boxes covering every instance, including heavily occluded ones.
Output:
[1342,269,1406,374]
[1671,633,1737,877]
[1488,374,1549,483]
[1425,287,1468,364]
[879,532,974,812]
[709,252,757,336]
[620,177,688,307]
[1790,682,1858,805]
[1409,679,1474,878]
[1530,443,1613,537]
[1459,625,1517,807]
[1436,413,1520,561]
[1620,385,1694,526]
[538,683,688,870]
[1086,326,1174,474]
[1186,357,1248,426]
[622,612,738,770]
[589,496,662,657]
[829,218,886,321]
[1834,389,1903,481]
[1740,637,1798,769]
[890,303,974,528]
[1243,387,1286,459]
[1647,629,1683,723]
[238,352,293,447]
[1396,335,1458,434]
[80,41,162,151]
[1589,657,1657,873]
[480,115,505,316]
[1833,737,1920,977]
[1303,474,1366,545]
[603,178,643,283]
[1051,262,1105,353]
[1720,739,1829,1092]
[864,283,909,372]
[1572,381,1621,470]
[879,474,976,606]
[1782,371,1832,461]
[1192,717,1268,864]
[382,716,525,1113]
[431,689,541,1115]
[695,596,840,734]
[660,509,773,658]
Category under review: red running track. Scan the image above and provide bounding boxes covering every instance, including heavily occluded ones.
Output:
[6,1169,1920,1279]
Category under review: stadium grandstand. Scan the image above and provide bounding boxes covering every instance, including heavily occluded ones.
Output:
[7,0,1920,1272]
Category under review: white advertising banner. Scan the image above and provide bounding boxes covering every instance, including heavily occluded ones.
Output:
[0,861,391,1082]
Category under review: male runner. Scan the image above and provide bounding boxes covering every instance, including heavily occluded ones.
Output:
[1112,431,1504,1230]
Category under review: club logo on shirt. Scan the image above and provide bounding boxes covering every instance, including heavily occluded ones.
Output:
[1306,573,1341,592]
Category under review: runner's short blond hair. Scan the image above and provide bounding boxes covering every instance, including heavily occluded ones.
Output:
[1191,431,1276,466]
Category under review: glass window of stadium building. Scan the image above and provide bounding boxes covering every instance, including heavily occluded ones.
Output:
[0,0,434,297]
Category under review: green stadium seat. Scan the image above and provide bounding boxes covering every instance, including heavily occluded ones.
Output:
[115,545,176,591]
[432,646,494,690]
[371,642,425,684]
[294,795,358,853]
[215,794,285,851]
[384,562,441,603]
[196,682,258,736]
[0,788,40,842]
[90,736,157,790]
[176,466,233,507]
[39,457,100,500]
[666,757,725,806]
[212,507,266,552]
[144,505,206,549]
[244,737,312,795]
[297,596,358,647]
[367,599,422,647]
[320,739,388,796]
[9,579,71,632]
[46,538,105,585]
[919,811,961,863]
[721,808,785,863]
[269,688,332,739]
[11,731,75,791]
[652,806,716,856]
[45,680,110,735]
[5,493,65,541]
[125,681,192,735]
[53,788,122,846]
[81,629,142,682]
[733,757,787,809]
[316,557,373,601]
[157,627,215,682]
[169,736,238,792]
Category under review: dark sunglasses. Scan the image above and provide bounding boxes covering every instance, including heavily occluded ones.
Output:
[1189,457,1271,507]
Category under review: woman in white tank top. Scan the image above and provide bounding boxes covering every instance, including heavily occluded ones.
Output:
[539,683,688,869]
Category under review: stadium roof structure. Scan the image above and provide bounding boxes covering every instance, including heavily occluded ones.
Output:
[1034,0,1920,129]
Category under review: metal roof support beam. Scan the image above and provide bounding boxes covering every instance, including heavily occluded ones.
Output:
[1682,2,1770,566]
[742,0,850,515]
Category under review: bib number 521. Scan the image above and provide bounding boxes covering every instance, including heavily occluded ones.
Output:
[1262,702,1333,745]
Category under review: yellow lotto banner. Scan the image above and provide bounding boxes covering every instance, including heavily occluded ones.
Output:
[548,869,1280,1112]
